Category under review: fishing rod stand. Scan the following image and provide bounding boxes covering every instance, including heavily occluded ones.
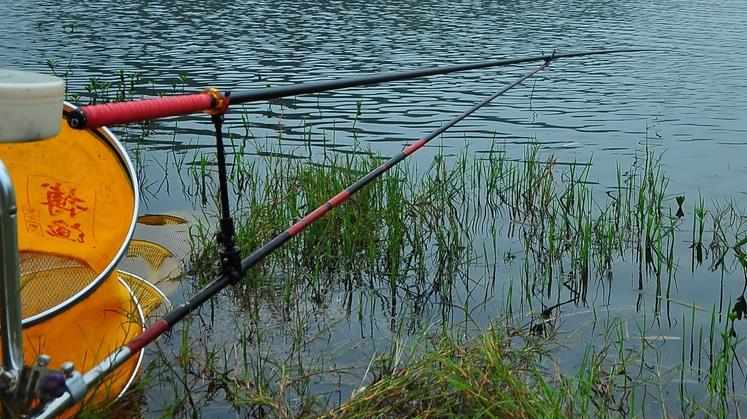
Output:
[210,99,241,283]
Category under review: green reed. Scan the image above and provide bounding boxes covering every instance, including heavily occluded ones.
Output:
[174,136,747,419]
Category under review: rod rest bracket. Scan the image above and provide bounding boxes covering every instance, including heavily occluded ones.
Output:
[210,100,242,284]
[218,218,242,284]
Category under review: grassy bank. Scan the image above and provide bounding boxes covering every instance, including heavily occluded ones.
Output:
[165,140,746,418]
[56,67,746,417]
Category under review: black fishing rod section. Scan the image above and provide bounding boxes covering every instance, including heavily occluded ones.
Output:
[35,48,655,418]
[33,59,553,419]
[66,48,649,129]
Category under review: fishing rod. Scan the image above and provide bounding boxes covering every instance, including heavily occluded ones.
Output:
[32,56,555,419]
[28,48,651,418]
[65,48,647,130]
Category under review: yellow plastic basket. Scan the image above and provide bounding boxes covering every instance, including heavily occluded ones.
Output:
[0,102,149,414]
[0,102,138,325]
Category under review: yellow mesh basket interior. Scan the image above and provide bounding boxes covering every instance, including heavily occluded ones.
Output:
[136,214,188,226]
[19,251,96,319]
[22,274,145,418]
[127,239,175,272]
[117,270,171,317]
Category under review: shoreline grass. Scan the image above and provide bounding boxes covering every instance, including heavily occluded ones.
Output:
[55,71,747,418]
[169,140,747,418]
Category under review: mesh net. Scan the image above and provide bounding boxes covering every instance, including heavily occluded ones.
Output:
[21,274,144,417]
[127,239,174,272]
[136,214,188,226]
[19,251,96,319]
[0,105,145,414]
[117,270,170,318]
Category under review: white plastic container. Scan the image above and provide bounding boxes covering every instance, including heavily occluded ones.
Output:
[0,69,64,142]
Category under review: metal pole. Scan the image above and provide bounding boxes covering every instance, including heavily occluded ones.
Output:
[0,160,24,411]
[211,107,241,282]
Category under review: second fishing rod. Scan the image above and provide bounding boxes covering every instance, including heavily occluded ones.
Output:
[65,48,648,129]
[33,57,553,419]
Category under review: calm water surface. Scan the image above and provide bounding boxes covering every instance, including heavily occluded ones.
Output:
[2,0,747,416]
[2,0,746,205]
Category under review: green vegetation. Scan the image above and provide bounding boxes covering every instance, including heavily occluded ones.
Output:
[326,326,561,419]
[172,138,747,418]
[54,68,747,418]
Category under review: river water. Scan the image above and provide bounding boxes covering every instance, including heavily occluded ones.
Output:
[2,0,746,204]
[2,0,747,417]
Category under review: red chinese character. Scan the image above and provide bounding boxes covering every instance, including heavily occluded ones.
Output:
[46,220,85,243]
[41,182,88,217]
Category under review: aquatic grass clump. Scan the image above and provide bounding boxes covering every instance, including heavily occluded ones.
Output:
[188,139,747,321]
[325,326,562,419]
[323,321,647,419]
[188,144,470,312]
[181,138,747,418]
[475,144,687,307]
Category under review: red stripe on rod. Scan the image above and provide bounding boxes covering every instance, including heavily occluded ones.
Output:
[328,190,351,207]
[403,138,428,155]
[287,190,352,236]
[81,93,214,128]
[126,319,169,352]
[288,204,330,236]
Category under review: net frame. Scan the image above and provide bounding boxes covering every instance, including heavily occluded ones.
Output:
[113,275,146,402]
[17,102,139,327]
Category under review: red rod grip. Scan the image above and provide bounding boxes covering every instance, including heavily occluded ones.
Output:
[71,93,214,129]
[126,319,170,352]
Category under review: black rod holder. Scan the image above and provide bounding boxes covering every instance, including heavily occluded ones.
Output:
[210,99,241,283]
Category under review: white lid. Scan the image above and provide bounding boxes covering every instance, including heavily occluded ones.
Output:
[0,69,64,142]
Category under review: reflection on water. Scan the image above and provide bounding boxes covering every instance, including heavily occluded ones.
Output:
[2,0,747,205]
[2,0,747,416]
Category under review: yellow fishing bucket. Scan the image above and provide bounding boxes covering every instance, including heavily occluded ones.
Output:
[0,101,146,414]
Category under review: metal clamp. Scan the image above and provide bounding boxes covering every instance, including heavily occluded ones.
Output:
[1,355,84,418]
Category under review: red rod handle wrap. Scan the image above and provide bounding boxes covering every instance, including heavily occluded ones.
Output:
[126,319,170,352]
[71,93,214,129]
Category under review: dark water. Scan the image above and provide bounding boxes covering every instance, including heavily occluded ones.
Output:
[2,0,747,204]
[2,0,747,416]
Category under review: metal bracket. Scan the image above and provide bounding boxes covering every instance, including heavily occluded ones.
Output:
[1,356,84,418]
[62,371,86,403]
[210,95,241,284]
